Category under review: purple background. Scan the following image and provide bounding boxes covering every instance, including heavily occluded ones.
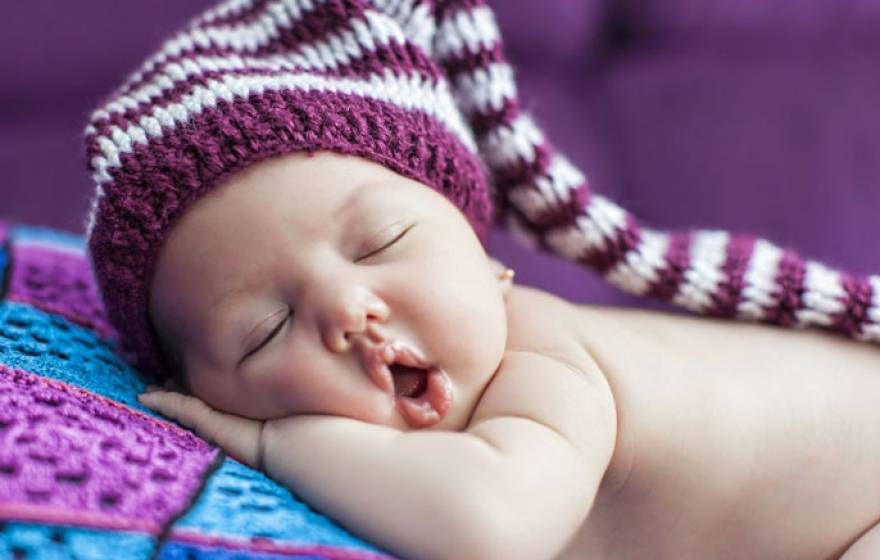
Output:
[3,0,879,307]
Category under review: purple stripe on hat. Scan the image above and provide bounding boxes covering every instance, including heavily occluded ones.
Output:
[468,95,520,137]
[355,40,442,82]
[836,274,873,337]
[765,250,807,327]
[440,42,505,83]
[117,0,280,100]
[709,234,757,318]
[0,364,218,533]
[516,181,591,232]
[167,529,397,560]
[89,89,490,380]
[570,212,641,274]
[8,244,116,340]
[649,231,693,301]
[491,140,552,195]
[91,43,443,139]
[117,0,372,100]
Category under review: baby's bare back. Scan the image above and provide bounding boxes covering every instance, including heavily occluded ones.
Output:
[507,288,880,559]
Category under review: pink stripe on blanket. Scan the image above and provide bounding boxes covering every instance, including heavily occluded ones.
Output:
[0,502,159,533]
[168,529,398,560]
[0,365,218,534]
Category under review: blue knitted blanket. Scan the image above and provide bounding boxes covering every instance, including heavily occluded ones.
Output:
[0,221,395,559]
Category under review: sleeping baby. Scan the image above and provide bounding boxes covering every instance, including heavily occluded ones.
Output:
[137,151,880,560]
[83,1,880,558]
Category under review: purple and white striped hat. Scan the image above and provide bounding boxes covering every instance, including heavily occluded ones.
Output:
[86,0,879,380]
[84,0,497,377]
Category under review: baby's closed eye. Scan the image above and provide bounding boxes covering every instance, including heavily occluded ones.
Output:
[241,307,292,362]
[355,221,414,262]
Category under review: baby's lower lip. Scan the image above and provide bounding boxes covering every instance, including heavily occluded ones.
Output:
[397,367,453,429]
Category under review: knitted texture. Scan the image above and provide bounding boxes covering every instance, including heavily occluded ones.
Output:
[85,0,880,382]
[7,227,115,340]
[420,0,880,344]
[0,521,155,560]
[0,364,215,533]
[0,221,397,559]
[157,460,391,559]
[84,0,493,380]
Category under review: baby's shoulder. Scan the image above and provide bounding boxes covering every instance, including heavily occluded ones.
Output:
[504,285,594,378]
[472,285,617,459]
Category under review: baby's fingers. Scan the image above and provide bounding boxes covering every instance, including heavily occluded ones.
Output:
[139,390,262,469]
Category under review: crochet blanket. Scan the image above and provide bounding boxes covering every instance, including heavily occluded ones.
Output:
[0,221,395,559]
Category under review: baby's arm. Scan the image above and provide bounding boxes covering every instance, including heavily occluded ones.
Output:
[140,352,615,560]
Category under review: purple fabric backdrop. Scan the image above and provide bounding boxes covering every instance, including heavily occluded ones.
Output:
[3,0,878,307]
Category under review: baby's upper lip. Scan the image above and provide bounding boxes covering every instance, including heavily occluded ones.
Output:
[388,341,429,369]
[351,334,428,395]
[352,337,393,396]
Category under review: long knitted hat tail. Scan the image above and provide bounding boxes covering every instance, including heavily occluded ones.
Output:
[85,0,879,382]
[428,0,879,343]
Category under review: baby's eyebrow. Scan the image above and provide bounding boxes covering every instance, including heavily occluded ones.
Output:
[210,285,246,314]
[207,287,250,347]
[331,183,372,223]
[208,281,267,339]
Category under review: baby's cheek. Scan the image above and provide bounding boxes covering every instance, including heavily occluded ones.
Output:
[447,308,506,380]
[184,361,260,419]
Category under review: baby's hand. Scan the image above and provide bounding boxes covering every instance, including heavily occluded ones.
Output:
[138,389,264,469]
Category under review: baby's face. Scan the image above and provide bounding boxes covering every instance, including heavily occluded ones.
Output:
[149,152,508,430]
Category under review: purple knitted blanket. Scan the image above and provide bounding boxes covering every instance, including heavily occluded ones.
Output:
[0,222,395,559]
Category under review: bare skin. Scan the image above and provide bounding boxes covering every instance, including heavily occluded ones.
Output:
[143,284,880,560]
[561,295,880,560]
[140,151,880,559]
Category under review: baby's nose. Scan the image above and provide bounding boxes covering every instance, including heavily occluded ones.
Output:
[319,284,390,353]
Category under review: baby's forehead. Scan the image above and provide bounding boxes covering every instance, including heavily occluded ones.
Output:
[233,153,425,214]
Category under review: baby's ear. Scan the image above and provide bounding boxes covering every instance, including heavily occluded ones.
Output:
[486,256,514,296]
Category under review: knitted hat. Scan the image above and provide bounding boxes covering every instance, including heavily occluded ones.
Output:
[85,0,497,378]
[86,0,879,380]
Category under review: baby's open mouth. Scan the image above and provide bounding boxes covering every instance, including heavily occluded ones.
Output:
[357,339,453,428]
[390,363,428,399]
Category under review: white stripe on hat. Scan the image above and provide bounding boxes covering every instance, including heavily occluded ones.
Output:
[544,195,627,260]
[112,0,325,101]
[479,113,544,169]
[191,0,259,27]
[860,275,880,342]
[434,5,500,62]
[737,239,784,320]
[796,261,845,327]
[93,10,420,127]
[372,0,435,55]
[870,276,880,323]
[605,229,670,296]
[673,230,730,313]
[451,62,516,118]
[88,68,478,228]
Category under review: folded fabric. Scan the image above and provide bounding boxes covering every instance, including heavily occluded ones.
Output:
[0,221,395,559]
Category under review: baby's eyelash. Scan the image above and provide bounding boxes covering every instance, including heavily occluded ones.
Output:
[242,308,291,362]
[356,224,413,262]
